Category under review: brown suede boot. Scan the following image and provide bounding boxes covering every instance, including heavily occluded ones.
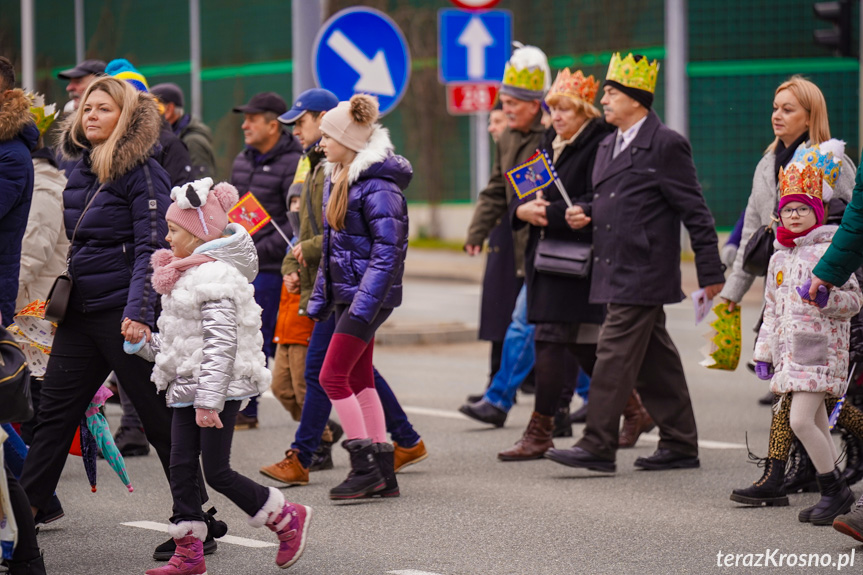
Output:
[498,412,554,461]
[619,390,655,448]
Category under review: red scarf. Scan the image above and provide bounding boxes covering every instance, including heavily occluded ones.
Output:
[151,249,216,295]
[776,223,820,248]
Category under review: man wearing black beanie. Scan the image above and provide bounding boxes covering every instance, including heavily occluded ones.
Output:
[546,52,726,474]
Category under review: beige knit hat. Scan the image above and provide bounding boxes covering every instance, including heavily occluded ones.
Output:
[319,94,379,152]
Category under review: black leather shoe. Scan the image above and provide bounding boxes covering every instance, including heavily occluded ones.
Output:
[458,400,506,427]
[634,448,700,470]
[544,446,616,473]
[568,403,588,424]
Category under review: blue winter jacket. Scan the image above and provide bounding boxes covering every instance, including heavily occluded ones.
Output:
[0,90,38,326]
[59,91,171,328]
[308,126,411,324]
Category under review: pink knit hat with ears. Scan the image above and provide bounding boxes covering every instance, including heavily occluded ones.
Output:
[166,177,239,242]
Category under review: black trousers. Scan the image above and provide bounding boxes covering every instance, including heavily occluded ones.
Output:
[576,304,698,460]
[19,307,207,510]
[170,402,269,523]
[7,466,40,563]
[534,342,597,417]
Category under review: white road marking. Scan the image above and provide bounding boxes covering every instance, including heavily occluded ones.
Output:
[638,433,745,450]
[403,406,471,420]
[387,571,446,575]
[121,521,277,548]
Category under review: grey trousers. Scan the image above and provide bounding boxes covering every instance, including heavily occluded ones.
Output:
[575,304,699,460]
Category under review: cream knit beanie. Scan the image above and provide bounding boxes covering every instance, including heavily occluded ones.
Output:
[319,94,379,152]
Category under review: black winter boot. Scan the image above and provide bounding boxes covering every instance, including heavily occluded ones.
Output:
[359,443,399,498]
[329,438,386,500]
[799,467,856,525]
[7,552,46,575]
[784,440,818,493]
[553,406,572,438]
[730,458,789,506]
[842,429,863,486]
[309,442,334,471]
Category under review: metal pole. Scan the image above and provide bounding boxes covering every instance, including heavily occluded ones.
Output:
[190,0,202,119]
[859,0,862,163]
[21,0,35,90]
[75,0,85,63]
[292,0,325,99]
[664,0,688,137]
[474,112,490,201]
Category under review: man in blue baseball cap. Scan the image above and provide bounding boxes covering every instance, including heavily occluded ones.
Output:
[259,87,428,483]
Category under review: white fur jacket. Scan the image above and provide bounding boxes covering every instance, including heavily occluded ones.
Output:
[141,224,271,411]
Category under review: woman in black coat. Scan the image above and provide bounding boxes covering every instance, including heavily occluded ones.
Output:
[497,70,611,461]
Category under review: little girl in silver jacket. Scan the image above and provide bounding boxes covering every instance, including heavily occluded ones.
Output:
[125,178,312,575]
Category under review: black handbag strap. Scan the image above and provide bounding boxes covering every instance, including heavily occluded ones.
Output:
[67,182,107,265]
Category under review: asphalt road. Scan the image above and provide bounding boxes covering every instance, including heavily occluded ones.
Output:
[31,288,863,575]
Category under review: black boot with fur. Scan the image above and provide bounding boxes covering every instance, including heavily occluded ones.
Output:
[329,438,386,500]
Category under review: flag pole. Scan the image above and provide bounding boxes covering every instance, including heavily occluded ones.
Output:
[541,149,573,208]
[270,221,294,248]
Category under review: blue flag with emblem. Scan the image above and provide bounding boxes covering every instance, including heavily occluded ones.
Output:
[506,150,557,200]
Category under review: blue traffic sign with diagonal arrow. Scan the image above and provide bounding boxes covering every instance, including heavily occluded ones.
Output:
[313,7,411,116]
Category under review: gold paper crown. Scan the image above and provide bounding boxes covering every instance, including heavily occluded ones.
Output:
[502,65,547,93]
[779,164,824,200]
[546,68,600,105]
[605,53,660,94]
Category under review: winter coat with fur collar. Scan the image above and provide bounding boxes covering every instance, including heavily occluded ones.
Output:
[0,89,39,325]
[307,126,411,324]
[754,226,862,396]
[59,91,171,328]
[143,224,272,410]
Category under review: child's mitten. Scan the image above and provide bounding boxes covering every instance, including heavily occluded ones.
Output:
[755,361,773,380]
[796,278,830,308]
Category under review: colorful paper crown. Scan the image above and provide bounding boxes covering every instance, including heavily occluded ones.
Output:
[501,43,550,98]
[792,139,844,189]
[700,303,741,371]
[546,68,600,105]
[26,93,58,136]
[779,163,824,201]
[605,52,660,94]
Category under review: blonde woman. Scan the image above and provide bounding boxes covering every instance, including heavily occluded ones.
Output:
[19,77,212,556]
[307,94,411,500]
[727,76,857,508]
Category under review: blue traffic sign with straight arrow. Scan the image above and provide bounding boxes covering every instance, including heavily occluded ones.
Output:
[439,9,511,84]
[313,7,411,116]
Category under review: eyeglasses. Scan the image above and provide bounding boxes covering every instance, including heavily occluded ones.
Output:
[780,206,812,218]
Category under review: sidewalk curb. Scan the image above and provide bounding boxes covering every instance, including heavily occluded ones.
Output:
[377,322,478,346]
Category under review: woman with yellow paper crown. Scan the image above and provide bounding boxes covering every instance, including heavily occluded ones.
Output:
[743,158,862,526]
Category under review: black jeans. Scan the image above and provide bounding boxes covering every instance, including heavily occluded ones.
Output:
[19,307,207,510]
[7,467,40,564]
[170,402,269,523]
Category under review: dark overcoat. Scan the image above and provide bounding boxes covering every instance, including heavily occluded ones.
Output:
[588,111,725,305]
[512,117,612,325]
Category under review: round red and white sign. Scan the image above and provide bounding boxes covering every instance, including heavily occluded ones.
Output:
[450,0,501,9]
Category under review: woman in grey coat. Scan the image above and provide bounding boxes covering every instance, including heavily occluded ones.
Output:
[726,76,857,508]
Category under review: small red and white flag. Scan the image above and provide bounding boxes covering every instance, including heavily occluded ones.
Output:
[228,192,271,236]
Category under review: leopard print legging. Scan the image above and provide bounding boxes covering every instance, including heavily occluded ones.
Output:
[767,393,863,460]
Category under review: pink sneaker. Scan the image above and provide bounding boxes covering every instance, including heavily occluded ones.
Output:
[267,501,312,568]
[144,534,206,575]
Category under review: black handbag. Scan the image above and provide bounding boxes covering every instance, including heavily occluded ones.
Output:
[741,213,778,277]
[534,236,592,278]
[0,327,33,424]
[44,183,106,324]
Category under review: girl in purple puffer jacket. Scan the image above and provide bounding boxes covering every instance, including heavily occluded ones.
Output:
[307,94,411,500]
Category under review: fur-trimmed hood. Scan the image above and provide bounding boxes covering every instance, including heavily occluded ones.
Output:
[58,91,162,181]
[0,89,37,144]
[324,125,412,190]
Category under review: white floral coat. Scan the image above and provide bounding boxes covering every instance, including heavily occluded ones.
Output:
[754,225,862,396]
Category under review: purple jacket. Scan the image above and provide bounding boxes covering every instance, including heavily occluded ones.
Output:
[308,127,411,324]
